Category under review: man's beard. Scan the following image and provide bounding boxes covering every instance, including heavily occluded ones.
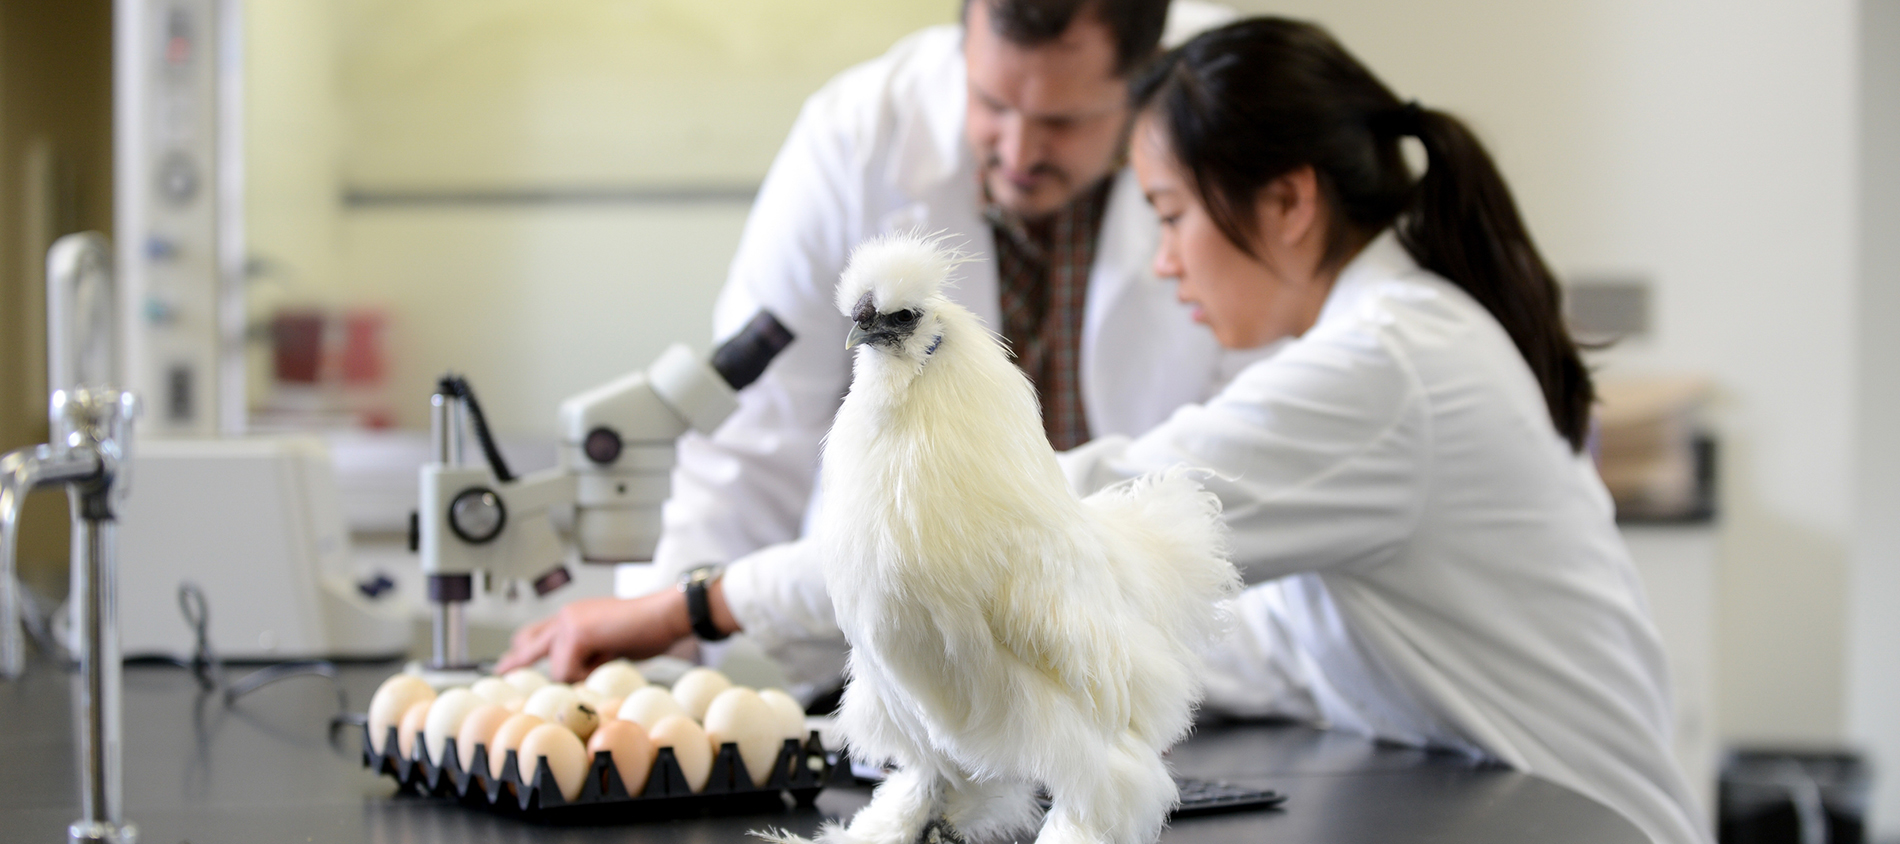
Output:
[981,158,1073,218]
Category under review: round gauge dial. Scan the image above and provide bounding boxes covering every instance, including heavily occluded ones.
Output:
[448,488,506,544]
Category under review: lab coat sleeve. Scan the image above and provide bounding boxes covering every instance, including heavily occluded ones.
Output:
[1060,324,1430,586]
[718,537,843,650]
[639,58,887,590]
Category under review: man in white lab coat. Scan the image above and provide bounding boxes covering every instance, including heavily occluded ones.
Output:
[499,0,1246,689]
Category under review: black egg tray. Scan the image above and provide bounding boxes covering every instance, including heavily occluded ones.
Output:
[362,723,847,820]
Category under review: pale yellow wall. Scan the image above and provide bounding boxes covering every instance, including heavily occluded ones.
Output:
[246,0,958,429]
[332,204,752,433]
[335,0,955,187]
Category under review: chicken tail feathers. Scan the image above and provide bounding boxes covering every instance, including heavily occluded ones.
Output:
[1085,466,1242,654]
[747,827,816,844]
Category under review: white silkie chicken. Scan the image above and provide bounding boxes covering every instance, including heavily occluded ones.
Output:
[801,234,1241,844]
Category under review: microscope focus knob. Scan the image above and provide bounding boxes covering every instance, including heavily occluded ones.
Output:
[583,427,622,465]
[448,487,507,544]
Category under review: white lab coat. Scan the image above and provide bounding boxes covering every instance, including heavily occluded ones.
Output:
[634,16,1247,596]
[1059,232,1709,844]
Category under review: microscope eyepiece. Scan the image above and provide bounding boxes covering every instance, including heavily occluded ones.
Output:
[711,311,794,391]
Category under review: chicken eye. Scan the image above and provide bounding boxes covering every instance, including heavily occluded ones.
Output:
[891,309,917,325]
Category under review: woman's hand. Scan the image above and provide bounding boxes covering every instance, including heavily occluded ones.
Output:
[493,580,740,682]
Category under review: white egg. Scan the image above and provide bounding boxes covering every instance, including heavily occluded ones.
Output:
[366,674,436,755]
[758,689,809,742]
[587,719,657,795]
[422,688,485,767]
[489,713,546,779]
[524,684,600,741]
[703,687,780,787]
[470,677,527,711]
[456,704,514,771]
[502,668,551,694]
[518,723,590,802]
[619,686,689,730]
[584,661,648,698]
[670,667,732,722]
[397,699,432,760]
[648,715,713,792]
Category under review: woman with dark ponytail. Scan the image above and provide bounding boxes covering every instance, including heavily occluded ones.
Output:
[1059,17,1709,844]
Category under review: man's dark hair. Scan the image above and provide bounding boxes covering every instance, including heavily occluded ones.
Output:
[962,0,1171,76]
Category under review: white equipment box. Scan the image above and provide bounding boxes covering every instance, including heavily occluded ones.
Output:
[117,437,411,661]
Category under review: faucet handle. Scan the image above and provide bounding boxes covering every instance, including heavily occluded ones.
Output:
[46,232,116,409]
[0,445,49,679]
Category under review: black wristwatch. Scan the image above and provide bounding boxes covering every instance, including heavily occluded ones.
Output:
[677,565,730,641]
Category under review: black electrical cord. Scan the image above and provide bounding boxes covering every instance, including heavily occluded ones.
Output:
[159,582,351,736]
[437,374,516,482]
[177,581,224,692]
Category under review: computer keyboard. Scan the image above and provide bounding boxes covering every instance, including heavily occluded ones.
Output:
[1028,776,1287,819]
[1170,776,1288,817]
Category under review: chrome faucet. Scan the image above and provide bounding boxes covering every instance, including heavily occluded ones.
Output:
[0,232,140,844]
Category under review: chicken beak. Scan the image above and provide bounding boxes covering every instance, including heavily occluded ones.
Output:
[846,324,872,350]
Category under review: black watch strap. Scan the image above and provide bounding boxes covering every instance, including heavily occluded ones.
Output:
[679,565,729,641]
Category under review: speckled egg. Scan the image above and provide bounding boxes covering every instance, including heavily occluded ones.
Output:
[524,684,600,741]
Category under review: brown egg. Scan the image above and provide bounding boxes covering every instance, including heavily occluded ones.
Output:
[396,699,432,760]
[597,697,625,723]
[648,714,713,792]
[586,719,658,795]
[488,713,546,779]
[366,674,435,755]
[455,704,513,772]
[518,723,589,802]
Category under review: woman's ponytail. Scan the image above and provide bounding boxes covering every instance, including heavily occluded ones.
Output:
[1399,108,1594,452]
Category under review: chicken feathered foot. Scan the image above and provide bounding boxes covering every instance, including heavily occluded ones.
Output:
[749,765,1042,844]
[1036,733,1178,844]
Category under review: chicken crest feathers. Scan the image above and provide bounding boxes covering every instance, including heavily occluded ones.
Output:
[836,231,965,315]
